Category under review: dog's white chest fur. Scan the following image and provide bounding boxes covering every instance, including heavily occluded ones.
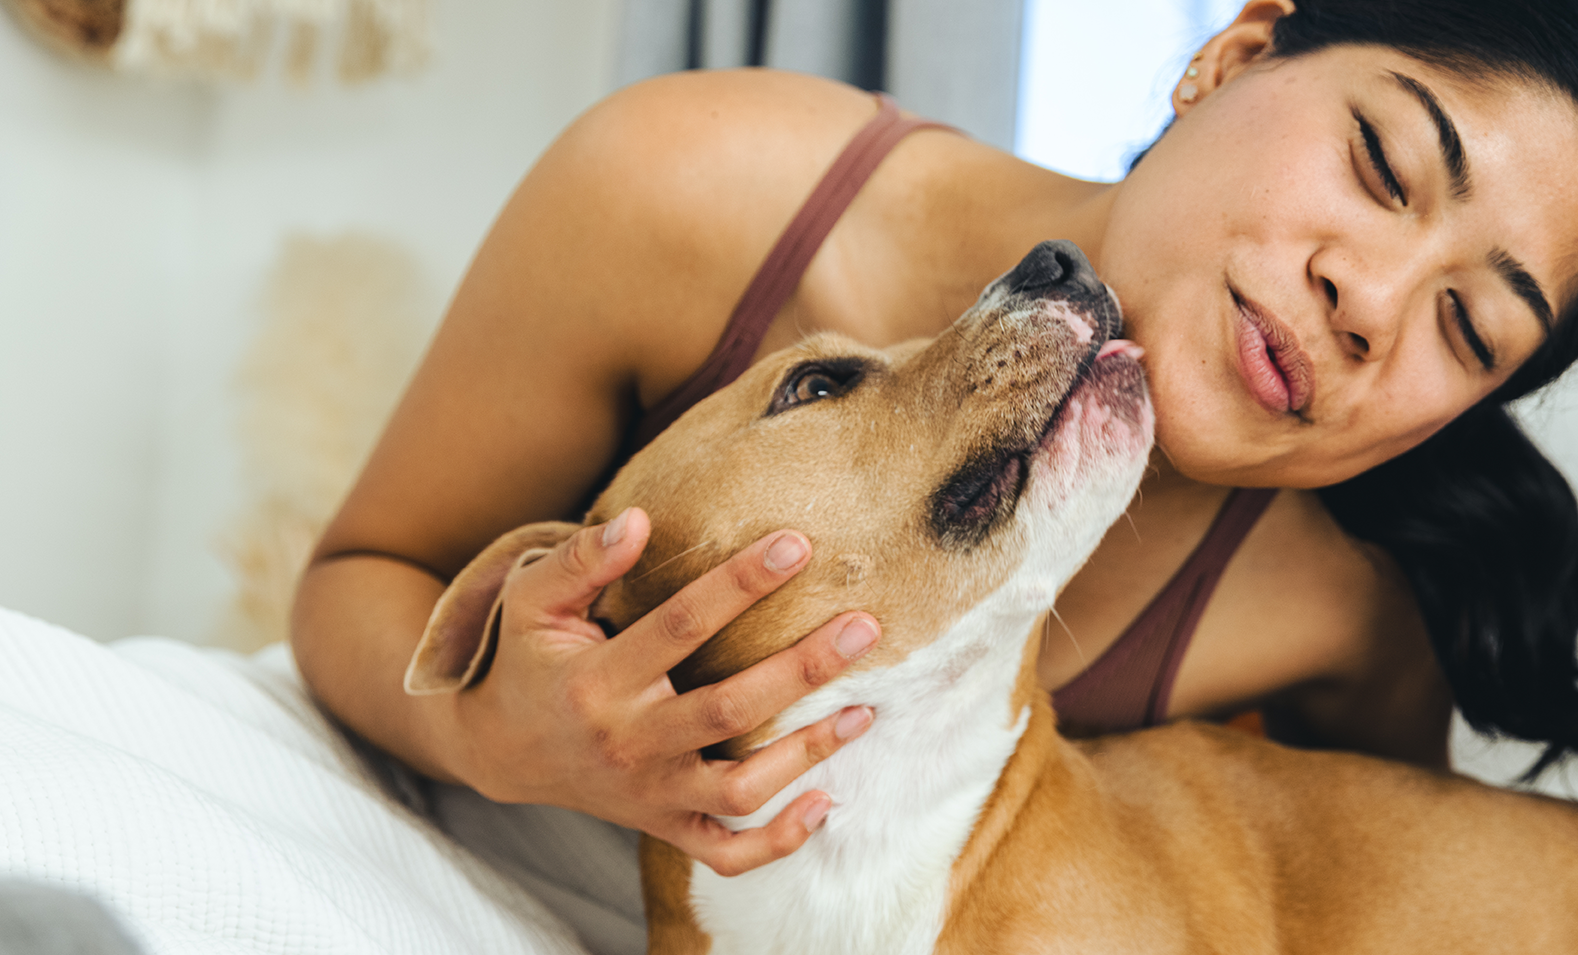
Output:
[688,583,1039,955]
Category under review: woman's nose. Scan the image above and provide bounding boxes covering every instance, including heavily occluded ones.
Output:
[1317,276,1375,359]
[1312,248,1408,364]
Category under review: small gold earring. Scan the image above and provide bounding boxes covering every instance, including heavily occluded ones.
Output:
[1177,82,1199,104]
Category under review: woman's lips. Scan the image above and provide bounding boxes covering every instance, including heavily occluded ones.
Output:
[1231,289,1314,416]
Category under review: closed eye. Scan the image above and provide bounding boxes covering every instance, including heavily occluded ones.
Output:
[1447,291,1496,371]
[766,357,867,416]
[1353,108,1406,206]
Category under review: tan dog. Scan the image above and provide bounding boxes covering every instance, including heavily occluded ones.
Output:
[408,241,1578,955]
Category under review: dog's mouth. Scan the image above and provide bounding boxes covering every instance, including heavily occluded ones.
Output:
[930,332,1146,550]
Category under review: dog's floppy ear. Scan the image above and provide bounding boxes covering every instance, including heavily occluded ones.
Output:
[403,521,581,694]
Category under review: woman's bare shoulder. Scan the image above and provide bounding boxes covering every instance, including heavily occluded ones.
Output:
[316,72,890,572]
[553,69,885,253]
[527,70,890,397]
[566,68,884,182]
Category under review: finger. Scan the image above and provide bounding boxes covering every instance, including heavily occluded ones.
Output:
[605,530,813,689]
[661,790,834,878]
[505,507,653,621]
[655,613,880,752]
[672,705,872,819]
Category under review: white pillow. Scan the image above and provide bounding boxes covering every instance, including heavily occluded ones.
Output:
[0,606,590,955]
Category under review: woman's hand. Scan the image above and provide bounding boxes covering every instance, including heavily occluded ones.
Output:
[437,507,879,877]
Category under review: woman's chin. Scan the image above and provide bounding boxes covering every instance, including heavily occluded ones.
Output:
[1149,407,1302,489]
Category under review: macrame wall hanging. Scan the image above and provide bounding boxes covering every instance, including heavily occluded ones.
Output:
[3,0,427,82]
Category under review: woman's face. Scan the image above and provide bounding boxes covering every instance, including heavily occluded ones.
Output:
[1097,43,1578,488]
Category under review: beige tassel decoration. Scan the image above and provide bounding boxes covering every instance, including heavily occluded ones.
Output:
[2,0,427,82]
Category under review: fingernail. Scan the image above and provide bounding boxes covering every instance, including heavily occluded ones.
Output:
[834,706,873,740]
[802,795,831,832]
[834,617,878,659]
[601,509,630,548]
[763,533,808,573]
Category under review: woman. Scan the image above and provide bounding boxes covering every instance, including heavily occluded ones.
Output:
[292,0,1578,881]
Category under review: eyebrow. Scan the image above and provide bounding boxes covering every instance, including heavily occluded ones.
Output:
[1388,71,1471,200]
[1386,72,1554,337]
[1489,247,1555,334]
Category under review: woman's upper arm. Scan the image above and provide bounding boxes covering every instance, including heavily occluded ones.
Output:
[315,70,881,577]
[1262,538,1455,769]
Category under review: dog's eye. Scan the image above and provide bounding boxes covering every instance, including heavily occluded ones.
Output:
[767,358,866,416]
[794,372,841,401]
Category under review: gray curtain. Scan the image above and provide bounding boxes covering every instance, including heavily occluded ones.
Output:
[615,0,1022,151]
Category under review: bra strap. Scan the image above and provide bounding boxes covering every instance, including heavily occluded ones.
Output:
[632,93,953,450]
[1146,486,1280,724]
[1051,486,1278,734]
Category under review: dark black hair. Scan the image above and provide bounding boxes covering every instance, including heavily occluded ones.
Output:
[1261,0,1578,776]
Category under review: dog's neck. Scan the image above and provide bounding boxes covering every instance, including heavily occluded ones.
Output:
[687,581,1055,955]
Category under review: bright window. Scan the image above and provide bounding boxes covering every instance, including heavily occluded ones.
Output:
[1016,0,1246,181]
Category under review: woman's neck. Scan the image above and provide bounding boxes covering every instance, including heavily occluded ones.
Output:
[988,161,1120,274]
[798,142,1124,350]
[1141,445,1224,502]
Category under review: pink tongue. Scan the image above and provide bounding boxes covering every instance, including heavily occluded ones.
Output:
[1097,339,1144,360]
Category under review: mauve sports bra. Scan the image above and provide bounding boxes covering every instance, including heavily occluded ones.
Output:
[616,94,1276,735]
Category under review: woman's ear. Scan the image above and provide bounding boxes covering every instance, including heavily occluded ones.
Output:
[1174,0,1295,114]
[404,521,582,694]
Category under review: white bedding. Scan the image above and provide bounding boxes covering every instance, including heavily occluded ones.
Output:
[0,605,593,955]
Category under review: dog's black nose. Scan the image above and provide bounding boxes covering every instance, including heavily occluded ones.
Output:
[1002,240,1102,300]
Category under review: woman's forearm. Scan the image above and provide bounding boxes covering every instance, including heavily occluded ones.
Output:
[291,553,460,782]
[291,512,880,874]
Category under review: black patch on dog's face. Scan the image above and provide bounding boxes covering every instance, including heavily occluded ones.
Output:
[930,447,1028,550]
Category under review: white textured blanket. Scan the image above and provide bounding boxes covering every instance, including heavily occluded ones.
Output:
[0,606,591,955]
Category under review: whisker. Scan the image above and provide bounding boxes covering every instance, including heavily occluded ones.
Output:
[1047,607,1085,666]
[632,539,716,582]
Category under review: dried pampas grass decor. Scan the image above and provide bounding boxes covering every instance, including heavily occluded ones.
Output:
[2,0,427,82]
[217,233,430,651]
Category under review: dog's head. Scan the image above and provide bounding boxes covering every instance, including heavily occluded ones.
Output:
[408,241,1153,726]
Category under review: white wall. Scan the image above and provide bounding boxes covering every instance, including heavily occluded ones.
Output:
[0,24,205,642]
[145,0,623,644]
[0,0,621,643]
